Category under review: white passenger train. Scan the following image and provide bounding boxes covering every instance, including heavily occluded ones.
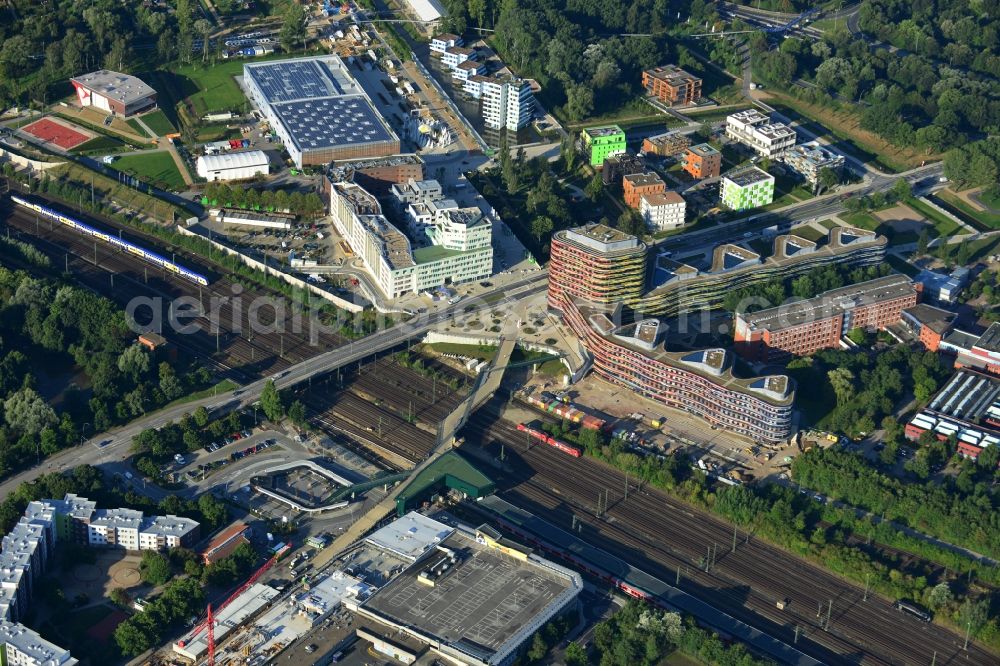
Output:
[9,194,209,286]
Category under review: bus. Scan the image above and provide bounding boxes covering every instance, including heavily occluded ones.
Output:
[894,600,931,622]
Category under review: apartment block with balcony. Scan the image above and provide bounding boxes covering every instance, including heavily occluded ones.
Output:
[721,166,775,211]
[642,131,691,158]
[640,191,686,231]
[781,141,845,185]
[441,46,476,70]
[641,65,702,106]
[581,126,626,166]
[622,171,666,208]
[430,33,462,54]
[481,76,534,131]
[734,274,918,362]
[681,143,721,179]
[602,153,645,186]
[725,110,797,158]
[547,224,647,312]
[560,298,795,443]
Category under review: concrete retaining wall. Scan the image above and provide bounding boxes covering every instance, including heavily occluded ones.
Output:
[0,148,64,172]
[175,225,364,312]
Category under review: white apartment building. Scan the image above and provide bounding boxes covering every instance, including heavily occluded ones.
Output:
[781,141,845,185]
[453,59,486,83]
[329,180,493,299]
[441,46,475,70]
[725,109,797,158]
[0,621,77,666]
[390,178,443,207]
[430,33,462,54]
[640,191,686,231]
[481,77,534,131]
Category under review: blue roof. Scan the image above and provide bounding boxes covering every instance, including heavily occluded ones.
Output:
[245,59,344,103]
[272,96,395,152]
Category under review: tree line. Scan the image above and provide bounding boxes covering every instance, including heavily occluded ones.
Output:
[201,183,325,217]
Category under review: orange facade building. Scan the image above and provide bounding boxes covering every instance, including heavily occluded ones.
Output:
[642,65,702,106]
[622,172,666,209]
[682,143,722,179]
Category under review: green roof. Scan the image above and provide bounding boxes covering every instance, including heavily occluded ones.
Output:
[396,450,495,515]
[412,245,466,264]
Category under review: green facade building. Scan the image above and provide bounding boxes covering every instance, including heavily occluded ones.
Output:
[582,125,626,166]
[721,166,775,211]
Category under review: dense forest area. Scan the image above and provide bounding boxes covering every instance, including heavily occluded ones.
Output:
[0,268,214,478]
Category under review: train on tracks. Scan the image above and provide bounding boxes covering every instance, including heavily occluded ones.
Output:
[9,194,209,286]
[516,423,582,457]
[524,390,607,431]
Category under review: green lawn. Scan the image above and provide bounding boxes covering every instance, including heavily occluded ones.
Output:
[791,225,826,242]
[112,151,186,191]
[141,109,176,135]
[163,378,239,408]
[903,197,962,237]
[126,118,151,138]
[935,191,1000,229]
[678,105,752,124]
[425,342,498,361]
[818,218,839,230]
[71,135,124,154]
[842,211,880,231]
[980,188,1000,210]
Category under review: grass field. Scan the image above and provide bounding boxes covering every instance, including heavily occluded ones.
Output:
[935,190,1000,229]
[791,225,826,242]
[903,197,962,237]
[980,188,1000,210]
[71,135,124,155]
[141,109,176,135]
[819,218,839,229]
[126,118,151,138]
[112,151,186,191]
[762,93,937,173]
[842,211,880,230]
[425,342,498,361]
[50,162,187,221]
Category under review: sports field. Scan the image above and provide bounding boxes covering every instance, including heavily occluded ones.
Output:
[141,109,176,135]
[112,151,187,191]
[22,117,92,150]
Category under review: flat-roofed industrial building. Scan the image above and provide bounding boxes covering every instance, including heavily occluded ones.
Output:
[244,56,399,168]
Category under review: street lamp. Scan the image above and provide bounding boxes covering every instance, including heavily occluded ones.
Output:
[79,423,91,447]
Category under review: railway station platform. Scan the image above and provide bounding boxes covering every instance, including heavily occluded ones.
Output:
[473,495,822,666]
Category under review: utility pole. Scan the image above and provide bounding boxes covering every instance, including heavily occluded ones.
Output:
[964,620,972,650]
[624,471,629,502]
[825,599,833,630]
[499,444,505,461]
[705,545,711,572]
[931,651,937,666]
[676,565,681,585]
[732,523,738,553]
[863,573,871,601]
[794,625,800,644]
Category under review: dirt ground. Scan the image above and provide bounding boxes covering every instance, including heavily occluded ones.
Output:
[62,551,143,603]
[874,203,928,233]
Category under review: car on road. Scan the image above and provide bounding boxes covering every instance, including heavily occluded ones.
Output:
[304,644,317,654]
[174,454,186,465]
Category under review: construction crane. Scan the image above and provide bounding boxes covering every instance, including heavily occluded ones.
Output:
[178,543,291,666]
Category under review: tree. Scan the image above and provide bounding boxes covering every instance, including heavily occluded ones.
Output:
[4,387,57,436]
[584,173,603,202]
[531,216,554,242]
[827,367,855,406]
[846,327,868,346]
[117,344,151,383]
[260,379,284,422]
[139,551,172,586]
[193,406,209,428]
[916,229,930,255]
[195,19,213,63]
[817,167,840,194]
[110,587,131,607]
[564,642,587,666]
[527,632,548,661]
[927,582,952,609]
[280,3,307,52]
[891,178,912,201]
[287,400,307,426]
[560,133,577,173]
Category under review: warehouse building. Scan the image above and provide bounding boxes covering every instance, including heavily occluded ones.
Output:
[356,514,581,666]
[195,150,270,181]
[403,0,446,22]
[721,166,775,210]
[244,56,399,168]
[70,70,157,117]
[903,369,1000,460]
[734,274,918,363]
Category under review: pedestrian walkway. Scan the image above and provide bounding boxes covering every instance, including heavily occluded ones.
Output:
[164,142,194,187]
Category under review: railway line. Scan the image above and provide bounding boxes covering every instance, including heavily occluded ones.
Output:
[1,200,347,379]
[462,411,995,666]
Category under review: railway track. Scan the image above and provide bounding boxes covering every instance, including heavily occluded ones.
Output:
[2,202,346,378]
[462,411,996,666]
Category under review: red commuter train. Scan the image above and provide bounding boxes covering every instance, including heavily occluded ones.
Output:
[516,423,582,457]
